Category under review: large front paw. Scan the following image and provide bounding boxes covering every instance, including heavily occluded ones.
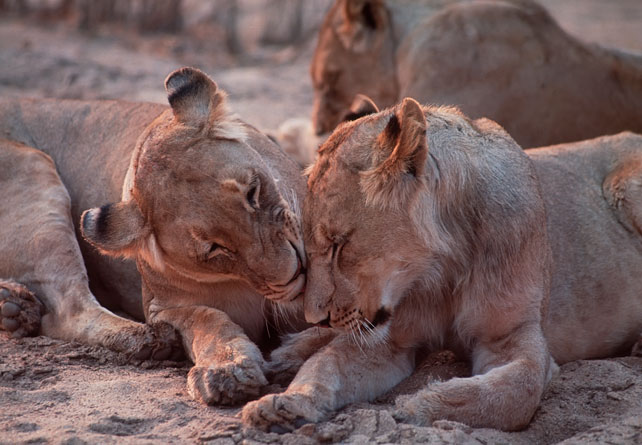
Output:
[129,321,184,361]
[242,393,328,433]
[187,358,268,405]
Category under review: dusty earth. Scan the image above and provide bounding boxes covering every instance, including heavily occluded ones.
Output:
[1,1,642,444]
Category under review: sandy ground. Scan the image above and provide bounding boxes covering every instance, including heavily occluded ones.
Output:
[1,1,642,444]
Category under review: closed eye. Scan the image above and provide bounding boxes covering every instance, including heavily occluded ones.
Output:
[331,242,339,258]
[207,242,231,260]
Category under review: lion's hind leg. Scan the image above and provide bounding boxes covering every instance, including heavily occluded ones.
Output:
[0,139,182,360]
[0,279,43,337]
[602,155,642,237]
[602,153,642,357]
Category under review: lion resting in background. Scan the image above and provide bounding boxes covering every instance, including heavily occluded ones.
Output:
[0,67,308,405]
[242,97,642,431]
[311,0,642,148]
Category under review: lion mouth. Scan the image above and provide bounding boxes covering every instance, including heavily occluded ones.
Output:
[265,273,305,302]
[322,307,391,328]
[264,242,306,302]
[317,308,391,350]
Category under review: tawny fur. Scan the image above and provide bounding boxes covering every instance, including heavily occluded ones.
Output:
[311,0,642,148]
[0,67,308,405]
[242,100,642,432]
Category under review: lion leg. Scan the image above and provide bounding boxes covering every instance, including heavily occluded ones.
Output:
[149,305,268,405]
[266,326,339,385]
[0,140,181,360]
[0,279,44,337]
[602,158,642,357]
[603,156,642,237]
[242,334,415,432]
[394,323,554,431]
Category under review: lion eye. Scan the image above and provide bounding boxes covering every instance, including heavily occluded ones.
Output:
[246,177,261,210]
[331,242,339,258]
[207,242,229,259]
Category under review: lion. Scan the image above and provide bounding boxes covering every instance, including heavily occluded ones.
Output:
[241,97,642,431]
[310,0,642,148]
[0,67,308,405]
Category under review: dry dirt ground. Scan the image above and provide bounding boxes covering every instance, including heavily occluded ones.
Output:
[1,1,642,444]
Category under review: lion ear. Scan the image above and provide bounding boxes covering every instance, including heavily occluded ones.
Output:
[339,0,387,52]
[81,201,148,257]
[376,97,427,177]
[341,94,379,123]
[343,0,385,29]
[360,98,427,207]
[164,67,227,127]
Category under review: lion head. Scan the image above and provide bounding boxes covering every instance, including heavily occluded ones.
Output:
[310,0,399,135]
[303,98,430,338]
[81,67,306,304]
[303,96,548,345]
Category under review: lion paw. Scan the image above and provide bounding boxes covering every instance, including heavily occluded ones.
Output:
[242,392,327,433]
[265,346,308,386]
[0,280,43,338]
[392,393,433,426]
[187,358,268,405]
[129,321,184,361]
[266,328,338,386]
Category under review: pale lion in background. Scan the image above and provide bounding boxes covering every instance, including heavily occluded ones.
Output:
[311,0,642,148]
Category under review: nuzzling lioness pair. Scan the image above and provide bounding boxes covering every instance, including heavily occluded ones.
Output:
[1,68,641,431]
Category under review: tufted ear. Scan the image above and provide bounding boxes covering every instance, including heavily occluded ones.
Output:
[81,201,148,257]
[360,97,428,207]
[164,67,228,127]
[341,94,379,123]
[338,0,387,52]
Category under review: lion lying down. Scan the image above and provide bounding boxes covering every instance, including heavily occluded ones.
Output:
[311,0,642,148]
[242,98,642,431]
[0,67,308,405]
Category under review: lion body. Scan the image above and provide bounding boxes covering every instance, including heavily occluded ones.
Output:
[243,102,642,431]
[0,68,308,405]
[533,132,642,361]
[0,99,162,319]
[311,0,642,148]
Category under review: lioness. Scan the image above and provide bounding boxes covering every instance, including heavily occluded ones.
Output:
[0,67,307,404]
[311,0,642,148]
[242,98,642,431]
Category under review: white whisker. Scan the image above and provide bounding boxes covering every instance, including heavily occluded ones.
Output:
[349,319,365,355]
[356,321,369,349]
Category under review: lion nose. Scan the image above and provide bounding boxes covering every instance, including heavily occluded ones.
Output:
[317,313,331,327]
[304,304,330,325]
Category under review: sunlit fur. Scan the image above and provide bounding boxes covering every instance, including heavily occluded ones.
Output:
[242,99,642,433]
[80,67,310,406]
